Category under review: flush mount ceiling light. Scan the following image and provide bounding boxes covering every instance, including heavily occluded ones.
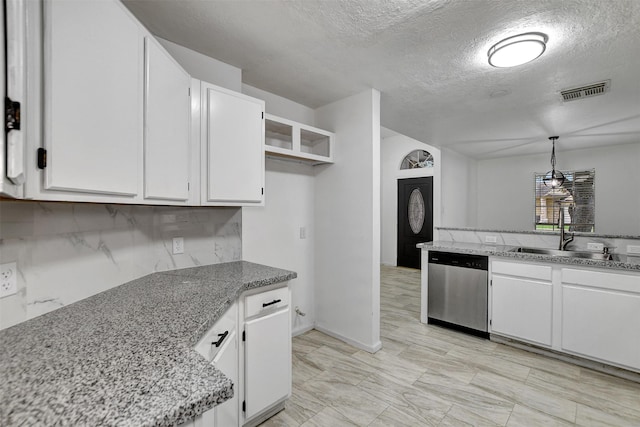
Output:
[543,136,565,188]
[488,32,547,67]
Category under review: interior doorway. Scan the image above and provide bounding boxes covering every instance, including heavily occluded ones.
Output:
[397,176,433,269]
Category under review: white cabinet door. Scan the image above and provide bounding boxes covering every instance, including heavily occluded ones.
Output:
[211,330,238,427]
[562,285,640,370]
[244,309,290,420]
[143,37,190,203]
[491,275,553,346]
[201,83,264,206]
[43,0,142,197]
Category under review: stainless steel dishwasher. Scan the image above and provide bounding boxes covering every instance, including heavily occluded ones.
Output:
[427,251,489,337]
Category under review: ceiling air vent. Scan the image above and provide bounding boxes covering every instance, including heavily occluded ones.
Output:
[560,80,610,102]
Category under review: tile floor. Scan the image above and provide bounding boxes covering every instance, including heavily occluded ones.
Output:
[260,265,640,426]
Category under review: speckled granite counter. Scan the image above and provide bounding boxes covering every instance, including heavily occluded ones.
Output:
[434,226,640,240]
[0,261,296,426]
[418,241,640,272]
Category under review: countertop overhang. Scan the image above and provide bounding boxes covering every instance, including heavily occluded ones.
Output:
[418,241,640,272]
[0,261,296,426]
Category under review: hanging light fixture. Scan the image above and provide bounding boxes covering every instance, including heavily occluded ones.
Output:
[543,136,565,188]
[488,32,548,68]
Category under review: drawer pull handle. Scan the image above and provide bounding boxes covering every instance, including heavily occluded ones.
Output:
[262,299,282,307]
[213,331,229,348]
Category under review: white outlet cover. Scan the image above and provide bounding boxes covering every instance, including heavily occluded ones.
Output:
[485,236,497,243]
[0,262,18,298]
[627,245,640,255]
[587,242,604,251]
[172,237,184,254]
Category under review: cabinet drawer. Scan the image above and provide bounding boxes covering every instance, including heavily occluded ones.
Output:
[194,302,237,361]
[245,286,289,318]
[492,260,551,281]
[562,268,640,293]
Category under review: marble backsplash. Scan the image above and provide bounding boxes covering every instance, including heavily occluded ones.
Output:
[436,227,640,254]
[0,201,242,330]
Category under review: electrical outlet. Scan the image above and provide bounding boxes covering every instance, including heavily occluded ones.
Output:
[299,227,306,239]
[0,262,18,298]
[172,237,184,254]
[485,236,497,243]
[627,245,640,255]
[587,242,604,251]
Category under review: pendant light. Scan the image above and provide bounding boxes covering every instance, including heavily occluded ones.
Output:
[543,136,565,188]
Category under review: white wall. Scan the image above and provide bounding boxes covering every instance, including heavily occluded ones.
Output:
[242,158,316,335]
[314,89,381,352]
[241,85,318,336]
[380,133,441,266]
[242,84,315,126]
[157,37,241,91]
[476,143,640,235]
[440,148,477,230]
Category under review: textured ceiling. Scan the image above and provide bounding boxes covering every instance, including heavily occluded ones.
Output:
[123,0,640,159]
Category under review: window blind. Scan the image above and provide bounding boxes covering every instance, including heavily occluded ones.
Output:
[534,169,595,232]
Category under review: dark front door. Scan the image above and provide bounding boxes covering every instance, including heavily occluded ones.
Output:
[397,177,433,269]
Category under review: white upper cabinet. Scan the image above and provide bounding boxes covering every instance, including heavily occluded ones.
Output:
[15,0,265,206]
[200,82,265,206]
[43,0,142,198]
[143,37,191,203]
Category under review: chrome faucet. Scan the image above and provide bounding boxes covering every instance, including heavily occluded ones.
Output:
[558,203,574,250]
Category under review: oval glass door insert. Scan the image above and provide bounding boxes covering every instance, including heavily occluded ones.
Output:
[408,188,425,234]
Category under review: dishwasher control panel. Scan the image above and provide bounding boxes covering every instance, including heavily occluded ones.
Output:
[428,251,488,270]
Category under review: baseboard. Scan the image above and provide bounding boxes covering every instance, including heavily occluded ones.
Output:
[243,400,286,427]
[292,323,315,337]
[491,334,640,383]
[314,324,382,353]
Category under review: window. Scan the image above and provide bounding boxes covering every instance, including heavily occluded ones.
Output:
[401,150,434,169]
[534,169,595,232]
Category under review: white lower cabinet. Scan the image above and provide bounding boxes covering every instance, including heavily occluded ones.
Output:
[244,310,290,420]
[210,329,239,426]
[193,302,239,427]
[490,260,553,346]
[189,284,291,426]
[241,285,291,426]
[561,268,640,371]
[490,258,640,373]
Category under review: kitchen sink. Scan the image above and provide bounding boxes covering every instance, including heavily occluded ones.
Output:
[511,247,617,261]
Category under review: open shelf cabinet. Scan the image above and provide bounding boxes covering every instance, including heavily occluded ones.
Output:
[265,114,334,164]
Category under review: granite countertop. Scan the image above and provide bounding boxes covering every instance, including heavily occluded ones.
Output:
[434,226,640,240]
[0,261,296,426]
[418,241,640,272]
